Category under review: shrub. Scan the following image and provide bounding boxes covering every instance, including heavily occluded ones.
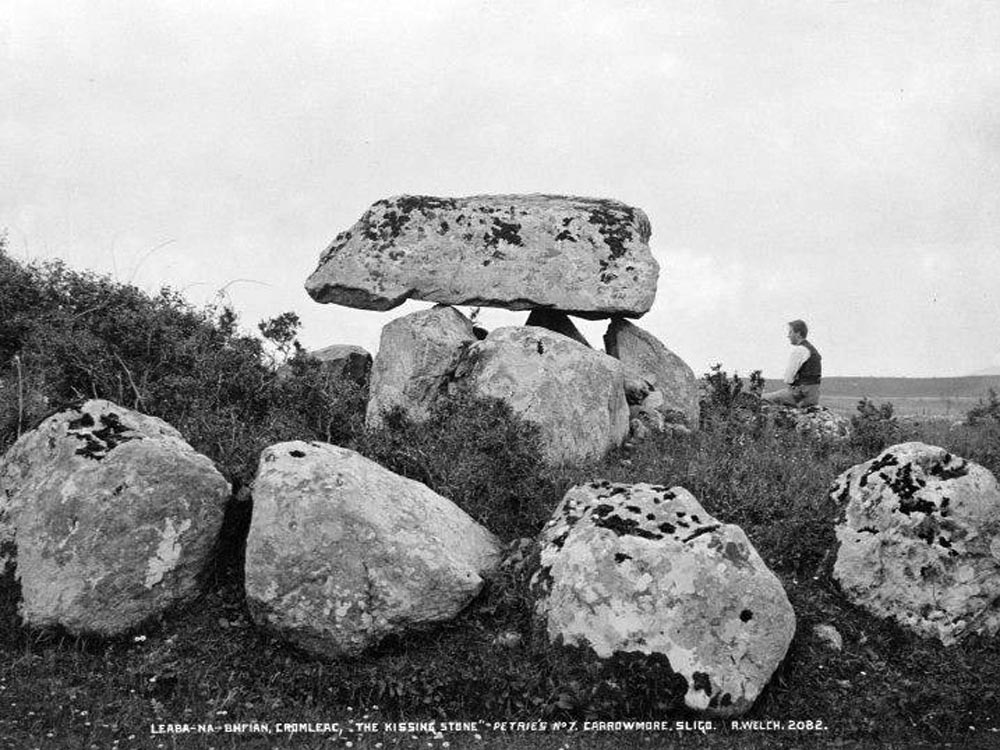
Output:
[965,387,1000,426]
[850,397,901,455]
[360,392,565,541]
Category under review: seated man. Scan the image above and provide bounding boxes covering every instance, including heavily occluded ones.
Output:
[762,319,822,407]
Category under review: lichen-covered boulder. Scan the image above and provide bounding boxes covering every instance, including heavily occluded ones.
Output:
[366,305,476,429]
[832,442,1000,645]
[245,441,501,658]
[451,327,629,465]
[603,319,699,427]
[0,400,229,635]
[531,483,795,716]
[305,194,658,319]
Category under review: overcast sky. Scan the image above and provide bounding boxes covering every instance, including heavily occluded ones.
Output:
[3,1,999,377]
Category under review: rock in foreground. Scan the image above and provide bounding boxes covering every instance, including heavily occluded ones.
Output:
[305,194,658,318]
[532,482,795,716]
[832,442,1000,645]
[245,441,500,658]
[0,400,229,635]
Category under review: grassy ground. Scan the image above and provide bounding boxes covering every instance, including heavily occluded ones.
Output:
[3,407,1000,750]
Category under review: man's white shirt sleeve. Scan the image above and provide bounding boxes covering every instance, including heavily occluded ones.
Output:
[784,345,810,384]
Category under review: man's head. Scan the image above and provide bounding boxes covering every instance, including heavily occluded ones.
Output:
[787,319,808,344]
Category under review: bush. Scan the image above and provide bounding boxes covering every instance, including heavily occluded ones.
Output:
[360,392,565,541]
[850,397,901,455]
[965,387,1000,426]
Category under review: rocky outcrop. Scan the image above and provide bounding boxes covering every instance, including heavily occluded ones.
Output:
[309,344,372,385]
[603,319,699,427]
[832,442,1000,645]
[766,403,851,440]
[452,327,629,465]
[245,441,500,658]
[366,306,476,429]
[0,400,229,635]
[305,194,658,319]
[532,482,795,716]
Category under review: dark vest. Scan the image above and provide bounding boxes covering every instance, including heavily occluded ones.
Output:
[793,340,822,386]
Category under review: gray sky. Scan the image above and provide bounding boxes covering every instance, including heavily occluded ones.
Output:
[3,1,999,377]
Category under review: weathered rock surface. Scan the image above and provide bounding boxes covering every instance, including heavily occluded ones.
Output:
[532,482,795,716]
[245,441,500,658]
[0,400,229,635]
[604,319,699,427]
[366,306,476,429]
[832,442,1000,645]
[306,194,658,318]
[452,326,629,465]
[309,344,372,385]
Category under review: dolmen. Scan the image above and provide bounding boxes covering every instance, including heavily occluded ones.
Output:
[305,194,700,463]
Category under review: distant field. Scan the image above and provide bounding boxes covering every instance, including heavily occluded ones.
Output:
[762,375,1000,418]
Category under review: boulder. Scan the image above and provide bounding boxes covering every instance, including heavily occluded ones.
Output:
[309,344,372,385]
[451,327,629,465]
[532,482,795,716]
[603,319,699,427]
[306,194,658,319]
[0,400,229,635]
[366,305,476,429]
[832,442,1000,645]
[524,309,590,348]
[245,441,500,658]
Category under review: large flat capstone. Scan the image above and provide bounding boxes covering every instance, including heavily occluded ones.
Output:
[305,194,658,319]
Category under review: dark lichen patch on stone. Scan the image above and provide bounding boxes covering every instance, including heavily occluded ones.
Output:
[614,552,632,564]
[899,495,937,516]
[289,450,306,458]
[740,609,753,622]
[593,512,660,540]
[658,522,676,534]
[555,229,576,242]
[692,671,713,696]
[886,463,926,501]
[70,412,138,461]
[860,452,900,487]
[682,525,721,544]
[929,454,969,480]
[68,413,95,430]
[484,217,523,249]
[586,204,637,261]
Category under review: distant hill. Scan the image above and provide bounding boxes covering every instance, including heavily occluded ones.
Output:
[971,366,1000,376]
[760,376,1000,418]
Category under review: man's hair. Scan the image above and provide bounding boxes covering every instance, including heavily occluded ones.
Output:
[788,319,808,338]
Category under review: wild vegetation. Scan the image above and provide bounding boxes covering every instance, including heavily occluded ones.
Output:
[1,246,999,749]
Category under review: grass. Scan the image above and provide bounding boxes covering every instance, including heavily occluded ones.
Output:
[4,411,1000,750]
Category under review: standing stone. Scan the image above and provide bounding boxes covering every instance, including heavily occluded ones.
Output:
[452,327,628,465]
[0,400,229,635]
[524,310,591,348]
[245,441,500,658]
[305,194,658,319]
[604,319,699,427]
[532,482,795,716]
[832,442,1000,645]
[366,305,476,429]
